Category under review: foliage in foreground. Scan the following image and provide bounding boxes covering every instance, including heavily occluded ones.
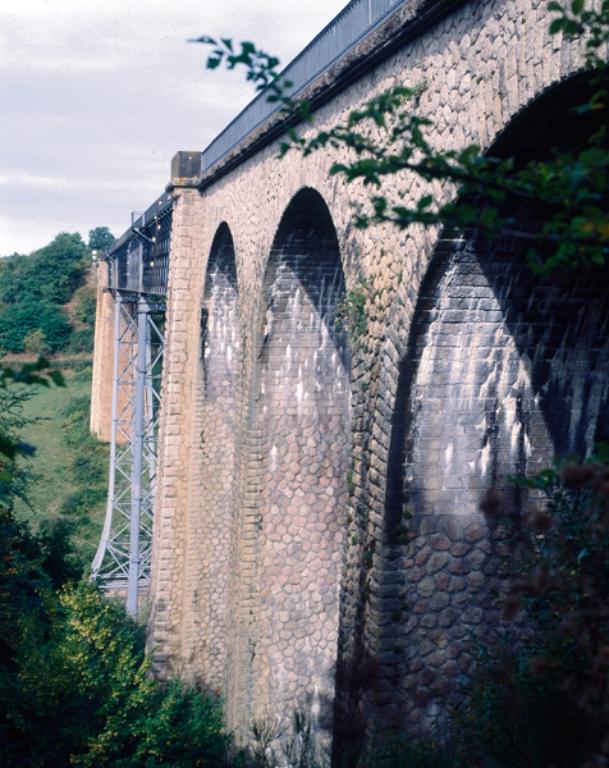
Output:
[0,504,233,768]
[371,451,609,768]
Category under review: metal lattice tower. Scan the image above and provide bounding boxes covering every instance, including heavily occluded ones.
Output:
[92,294,165,615]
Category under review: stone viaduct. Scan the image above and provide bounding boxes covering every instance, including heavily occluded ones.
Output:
[91,0,609,755]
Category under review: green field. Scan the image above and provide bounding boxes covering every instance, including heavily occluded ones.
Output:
[14,360,108,567]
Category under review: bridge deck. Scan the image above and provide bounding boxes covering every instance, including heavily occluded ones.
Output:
[105,0,417,283]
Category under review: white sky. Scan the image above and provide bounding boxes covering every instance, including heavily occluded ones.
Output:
[0,0,349,255]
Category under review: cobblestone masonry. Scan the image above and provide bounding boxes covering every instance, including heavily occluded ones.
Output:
[244,190,351,736]
[113,0,609,754]
[180,224,240,690]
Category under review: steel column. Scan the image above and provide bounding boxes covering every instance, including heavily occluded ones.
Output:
[126,298,148,615]
[92,292,164,606]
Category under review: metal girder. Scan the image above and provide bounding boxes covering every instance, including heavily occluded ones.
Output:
[92,292,164,616]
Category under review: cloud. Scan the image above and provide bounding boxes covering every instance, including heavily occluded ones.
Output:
[0,172,161,193]
[0,0,349,254]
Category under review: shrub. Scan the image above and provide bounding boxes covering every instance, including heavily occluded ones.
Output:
[446,450,609,767]
[23,328,49,354]
[9,581,234,768]
[59,487,106,518]
[66,327,94,353]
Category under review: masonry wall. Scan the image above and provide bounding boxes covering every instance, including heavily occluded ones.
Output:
[90,260,114,441]
[180,224,240,690]
[238,189,351,733]
[146,0,602,752]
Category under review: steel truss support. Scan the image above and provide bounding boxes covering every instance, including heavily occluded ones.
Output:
[92,292,165,616]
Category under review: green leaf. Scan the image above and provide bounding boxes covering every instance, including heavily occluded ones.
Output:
[0,434,17,459]
[549,18,565,33]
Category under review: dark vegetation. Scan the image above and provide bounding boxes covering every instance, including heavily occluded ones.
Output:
[0,503,234,767]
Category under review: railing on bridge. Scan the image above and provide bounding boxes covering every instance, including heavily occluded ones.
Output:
[201,0,404,173]
[92,195,172,614]
[108,192,173,297]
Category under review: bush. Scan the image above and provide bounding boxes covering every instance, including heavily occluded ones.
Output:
[443,451,609,767]
[23,328,49,354]
[66,327,94,353]
[59,487,106,518]
[4,580,234,768]
[0,501,234,768]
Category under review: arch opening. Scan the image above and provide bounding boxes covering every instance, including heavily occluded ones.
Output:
[248,188,351,740]
[182,222,240,690]
[202,223,239,397]
[379,73,609,733]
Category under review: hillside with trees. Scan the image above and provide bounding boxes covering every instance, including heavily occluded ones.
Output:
[0,232,99,355]
[0,228,116,560]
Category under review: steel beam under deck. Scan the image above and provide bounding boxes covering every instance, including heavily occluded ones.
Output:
[92,292,164,616]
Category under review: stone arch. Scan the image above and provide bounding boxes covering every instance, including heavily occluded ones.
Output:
[244,187,351,737]
[181,222,240,689]
[374,72,609,733]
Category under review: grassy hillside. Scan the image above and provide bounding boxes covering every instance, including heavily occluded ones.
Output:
[0,231,109,568]
[14,361,108,568]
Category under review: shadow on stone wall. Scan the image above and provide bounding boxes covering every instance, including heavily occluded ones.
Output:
[335,71,609,753]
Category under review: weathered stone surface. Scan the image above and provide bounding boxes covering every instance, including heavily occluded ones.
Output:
[87,0,609,754]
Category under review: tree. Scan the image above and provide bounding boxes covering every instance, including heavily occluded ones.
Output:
[22,328,49,355]
[0,232,91,353]
[0,386,233,767]
[88,226,115,252]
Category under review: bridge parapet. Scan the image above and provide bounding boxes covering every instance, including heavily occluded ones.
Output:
[107,192,174,298]
[201,0,404,173]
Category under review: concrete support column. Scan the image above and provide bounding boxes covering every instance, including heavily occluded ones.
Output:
[148,152,206,675]
[90,259,114,441]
